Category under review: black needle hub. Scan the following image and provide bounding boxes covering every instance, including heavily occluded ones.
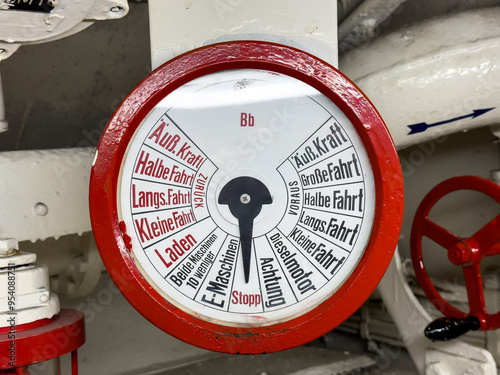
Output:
[218,177,272,283]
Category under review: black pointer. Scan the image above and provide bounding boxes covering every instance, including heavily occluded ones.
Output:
[218,177,272,283]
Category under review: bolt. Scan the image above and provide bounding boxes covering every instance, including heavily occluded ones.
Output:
[0,238,19,256]
[39,293,49,303]
[240,194,251,204]
[448,242,471,265]
[449,247,463,263]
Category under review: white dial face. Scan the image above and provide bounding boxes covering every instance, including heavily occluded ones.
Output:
[118,69,375,326]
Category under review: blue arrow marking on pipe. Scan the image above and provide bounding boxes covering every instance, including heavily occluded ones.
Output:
[407,108,495,135]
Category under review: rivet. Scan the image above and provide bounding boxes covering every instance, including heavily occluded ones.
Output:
[34,202,49,216]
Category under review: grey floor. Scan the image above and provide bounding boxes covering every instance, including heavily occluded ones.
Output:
[60,272,418,375]
[137,348,418,375]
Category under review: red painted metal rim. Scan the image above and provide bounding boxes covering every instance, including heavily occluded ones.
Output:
[411,176,500,330]
[0,309,85,368]
[0,317,55,335]
[90,41,403,353]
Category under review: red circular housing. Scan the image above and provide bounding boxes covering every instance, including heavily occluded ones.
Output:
[411,176,500,330]
[90,41,403,353]
[0,309,85,369]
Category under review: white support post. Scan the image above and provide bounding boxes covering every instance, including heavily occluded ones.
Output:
[148,0,338,69]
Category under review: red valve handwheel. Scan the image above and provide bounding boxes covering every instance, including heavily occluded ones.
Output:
[411,176,500,330]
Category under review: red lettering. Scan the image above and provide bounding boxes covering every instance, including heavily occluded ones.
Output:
[155,249,172,268]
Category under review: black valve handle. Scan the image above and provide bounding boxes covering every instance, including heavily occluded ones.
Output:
[424,316,481,341]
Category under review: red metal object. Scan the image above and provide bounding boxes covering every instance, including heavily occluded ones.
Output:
[411,176,500,330]
[90,41,403,353]
[0,309,85,373]
[0,317,56,335]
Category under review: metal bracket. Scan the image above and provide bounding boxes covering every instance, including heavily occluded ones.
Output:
[377,249,496,375]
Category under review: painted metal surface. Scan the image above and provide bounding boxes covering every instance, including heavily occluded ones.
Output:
[411,176,500,330]
[0,148,93,242]
[378,250,497,375]
[0,0,129,62]
[0,238,17,257]
[0,251,59,328]
[148,0,338,69]
[0,308,85,370]
[90,41,403,353]
[50,235,103,298]
[338,0,410,52]
[2,0,499,372]
[340,8,500,150]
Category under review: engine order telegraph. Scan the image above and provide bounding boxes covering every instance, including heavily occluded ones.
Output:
[90,41,404,353]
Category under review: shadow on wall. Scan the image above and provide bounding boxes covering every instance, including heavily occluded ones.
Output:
[0,2,151,152]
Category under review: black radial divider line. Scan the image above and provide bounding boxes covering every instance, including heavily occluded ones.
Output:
[295,222,351,254]
[301,204,363,220]
[133,204,191,216]
[302,178,364,191]
[143,143,197,173]
[264,233,299,304]
[142,216,210,250]
[276,227,329,281]
[193,232,229,301]
[164,226,220,279]
[277,116,333,170]
[296,144,353,173]
[164,113,218,169]
[132,176,191,189]
[226,235,241,312]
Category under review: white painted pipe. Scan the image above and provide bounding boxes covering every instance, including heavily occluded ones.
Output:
[337,0,364,23]
[338,0,409,52]
[340,7,500,150]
